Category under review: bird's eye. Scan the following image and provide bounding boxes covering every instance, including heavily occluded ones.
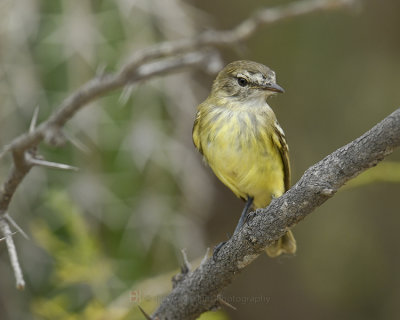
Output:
[237,77,248,87]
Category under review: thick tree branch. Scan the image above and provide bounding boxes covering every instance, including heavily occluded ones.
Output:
[152,108,400,319]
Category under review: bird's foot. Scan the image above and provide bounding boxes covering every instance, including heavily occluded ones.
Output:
[212,241,227,261]
[244,210,257,224]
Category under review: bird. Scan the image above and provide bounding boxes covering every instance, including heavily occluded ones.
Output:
[192,60,296,257]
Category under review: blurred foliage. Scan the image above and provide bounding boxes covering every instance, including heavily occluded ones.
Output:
[1,0,400,320]
[345,162,400,189]
[32,191,111,288]
[1,0,213,319]
[29,190,227,320]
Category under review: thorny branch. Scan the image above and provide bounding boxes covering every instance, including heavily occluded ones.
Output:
[0,0,355,295]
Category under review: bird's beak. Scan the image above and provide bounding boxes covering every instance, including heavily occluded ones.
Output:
[262,83,285,93]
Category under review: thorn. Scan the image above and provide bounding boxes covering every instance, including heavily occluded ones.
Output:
[217,295,237,310]
[31,158,79,171]
[138,305,152,320]
[4,213,29,240]
[0,145,11,159]
[0,106,40,159]
[26,154,79,172]
[200,247,210,267]
[119,85,134,105]
[181,248,191,274]
[0,231,17,241]
[96,63,107,78]
[64,132,91,154]
[29,106,40,133]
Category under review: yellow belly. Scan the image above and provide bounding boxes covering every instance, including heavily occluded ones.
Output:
[196,109,285,209]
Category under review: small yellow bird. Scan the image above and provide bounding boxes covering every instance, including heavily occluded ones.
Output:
[192,60,296,257]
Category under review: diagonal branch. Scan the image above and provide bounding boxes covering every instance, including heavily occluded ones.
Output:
[0,50,217,213]
[152,108,400,319]
[0,50,217,159]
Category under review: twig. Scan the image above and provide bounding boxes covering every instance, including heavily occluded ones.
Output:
[4,213,29,240]
[138,306,153,320]
[152,108,400,319]
[0,219,25,289]
[0,152,33,214]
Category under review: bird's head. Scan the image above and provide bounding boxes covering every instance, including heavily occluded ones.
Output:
[211,60,284,103]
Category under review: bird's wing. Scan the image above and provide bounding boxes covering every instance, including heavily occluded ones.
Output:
[192,110,203,155]
[272,121,291,191]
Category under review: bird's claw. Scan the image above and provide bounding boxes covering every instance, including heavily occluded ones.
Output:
[212,241,226,261]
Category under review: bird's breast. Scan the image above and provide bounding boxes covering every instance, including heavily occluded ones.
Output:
[196,107,284,206]
[202,108,271,154]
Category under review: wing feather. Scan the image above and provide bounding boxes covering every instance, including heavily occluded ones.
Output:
[192,111,203,155]
[272,121,291,191]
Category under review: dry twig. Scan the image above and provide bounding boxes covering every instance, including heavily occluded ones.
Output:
[0,219,25,289]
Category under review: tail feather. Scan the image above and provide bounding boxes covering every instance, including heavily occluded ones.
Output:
[265,230,296,258]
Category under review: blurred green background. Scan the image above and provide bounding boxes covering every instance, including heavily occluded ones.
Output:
[1,0,400,319]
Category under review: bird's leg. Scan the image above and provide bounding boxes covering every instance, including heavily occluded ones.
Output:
[233,196,254,234]
[213,197,254,260]
[213,241,227,260]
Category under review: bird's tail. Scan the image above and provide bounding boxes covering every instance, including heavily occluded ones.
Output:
[265,230,296,258]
